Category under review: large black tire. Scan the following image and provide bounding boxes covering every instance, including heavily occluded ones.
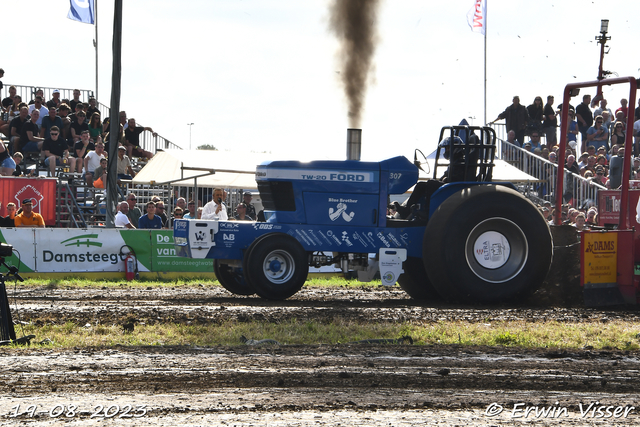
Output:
[243,234,308,300]
[397,256,440,300]
[214,260,254,296]
[423,185,552,303]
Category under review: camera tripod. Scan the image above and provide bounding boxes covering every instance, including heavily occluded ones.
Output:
[0,244,35,345]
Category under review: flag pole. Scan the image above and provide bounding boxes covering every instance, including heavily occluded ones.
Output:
[483,1,487,125]
[95,0,99,101]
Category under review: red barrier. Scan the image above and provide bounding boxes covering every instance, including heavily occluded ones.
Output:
[0,177,57,226]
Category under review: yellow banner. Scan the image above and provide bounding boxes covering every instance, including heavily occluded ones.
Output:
[583,232,617,284]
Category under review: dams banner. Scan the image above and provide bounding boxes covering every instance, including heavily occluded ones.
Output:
[0,177,57,226]
[0,228,213,275]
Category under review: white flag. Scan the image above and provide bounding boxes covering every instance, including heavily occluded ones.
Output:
[467,0,486,35]
[68,0,95,25]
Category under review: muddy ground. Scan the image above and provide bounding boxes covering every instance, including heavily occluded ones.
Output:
[2,284,640,426]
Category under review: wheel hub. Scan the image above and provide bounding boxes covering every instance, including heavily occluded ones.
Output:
[472,231,510,269]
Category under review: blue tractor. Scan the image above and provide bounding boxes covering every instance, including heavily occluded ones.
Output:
[174,126,553,303]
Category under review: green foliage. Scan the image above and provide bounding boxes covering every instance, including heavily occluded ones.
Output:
[197,144,217,150]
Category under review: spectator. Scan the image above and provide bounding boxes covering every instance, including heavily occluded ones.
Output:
[11,152,24,176]
[234,203,253,221]
[635,98,640,122]
[70,110,89,143]
[243,191,256,220]
[57,103,72,144]
[184,200,196,218]
[14,198,45,228]
[574,213,587,231]
[40,106,63,140]
[115,201,135,229]
[491,96,529,146]
[124,118,154,159]
[87,97,100,117]
[542,95,557,145]
[202,188,228,220]
[116,145,135,179]
[138,201,163,229]
[74,130,95,173]
[92,158,108,188]
[196,207,204,219]
[580,155,597,177]
[155,200,169,227]
[69,89,82,112]
[1,85,16,108]
[43,126,75,176]
[615,99,628,122]
[9,105,29,153]
[28,89,44,105]
[0,141,13,176]
[527,131,542,152]
[611,121,626,150]
[7,95,22,120]
[586,208,598,226]
[175,197,187,212]
[46,89,62,109]
[576,94,593,152]
[608,147,625,190]
[88,112,102,142]
[19,109,44,153]
[593,99,613,129]
[27,96,48,125]
[0,202,16,227]
[83,139,106,187]
[170,207,184,227]
[586,115,609,151]
[526,96,544,135]
[126,193,142,228]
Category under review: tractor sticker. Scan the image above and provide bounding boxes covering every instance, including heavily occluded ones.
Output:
[352,231,368,247]
[473,231,510,269]
[306,230,323,246]
[316,230,333,246]
[386,233,401,247]
[326,230,342,246]
[194,231,207,242]
[341,231,353,246]
[377,232,391,248]
[329,202,355,222]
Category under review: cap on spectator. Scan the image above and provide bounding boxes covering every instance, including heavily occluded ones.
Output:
[53,89,60,94]
[244,191,252,196]
[595,166,604,173]
[22,199,32,205]
[118,145,126,151]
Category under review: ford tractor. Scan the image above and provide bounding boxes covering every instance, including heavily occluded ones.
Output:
[174,126,553,303]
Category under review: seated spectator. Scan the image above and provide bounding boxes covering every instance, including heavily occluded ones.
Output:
[27,96,48,126]
[43,126,75,177]
[40,106,63,139]
[87,97,99,117]
[138,201,163,229]
[116,145,135,179]
[92,158,108,188]
[75,130,96,173]
[124,118,154,159]
[586,115,609,151]
[115,201,135,229]
[1,85,17,111]
[234,203,253,221]
[14,198,45,228]
[7,95,22,121]
[155,200,169,227]
[19,109,44,153]
[83,138,106,186]
[0,142,13,176]
[46,89,62,109]
[126,193,142,227]
[70,110,89,143]
[9,104,29,153]
[170,207,183,227]
[11,152,24,176]
[0,202,16,227]
[184,200,196,218]
[28,89,44,105]
[88,112,102,142]
[57,103,72,145]
[527,131,543,151]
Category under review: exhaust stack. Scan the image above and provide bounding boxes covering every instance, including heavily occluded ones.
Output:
[346,128,361,161]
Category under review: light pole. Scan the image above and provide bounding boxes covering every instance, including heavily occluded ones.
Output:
[187,123,194,150]
[594,19,611,103]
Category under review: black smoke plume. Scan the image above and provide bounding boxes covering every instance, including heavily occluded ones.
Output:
[329,0,381,128]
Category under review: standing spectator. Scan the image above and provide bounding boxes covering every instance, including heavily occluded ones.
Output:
[586,115,609,151]
[635,98,640,121]
[608,147,625,190]
[116,145,135,179]
[74,130,95,173]
[9,105,29,153]
[616,99,629,122]
[43,126,75,176]
[234,203,253,221]
[184,200,196,218]
[83,139,106,187]
[586,209,598,226]
[593,99,613,130]
[115,201,135,229]
[491,96,529,146]
[69,89,82,111]
[27,96,48,126]
[138,201,163,229]
[40,106,63,139]
[202,188,228,220]
[175,197,187,212]
[124,118,155,159]
[542,95,558,145]
[0,202,17,227]
[126,193,142,228]
[574,213,587,231]
[526,96,544,136]
[633,116,640,156]
[243,191,256,220]
[46,89,62,109]
[566,110,579,151]
[19,109,44,153]
[14,199,45,228]
[576,94,593,152]
[87,97,100,117]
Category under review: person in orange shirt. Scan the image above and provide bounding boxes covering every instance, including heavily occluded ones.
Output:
[14,199,45,228]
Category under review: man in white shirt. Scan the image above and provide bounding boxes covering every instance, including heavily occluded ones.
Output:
[115,201,135,228]
[84,137,106,187]
[201,188,228,220]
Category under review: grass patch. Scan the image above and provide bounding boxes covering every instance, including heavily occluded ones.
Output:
[11,319,640,351]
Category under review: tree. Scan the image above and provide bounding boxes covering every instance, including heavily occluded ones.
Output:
[197,144,217,151]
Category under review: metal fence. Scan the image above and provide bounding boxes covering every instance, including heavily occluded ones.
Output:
[0,84,181,154]
[497,137,604,209]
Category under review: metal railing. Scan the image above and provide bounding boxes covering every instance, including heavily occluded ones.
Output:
[1,84,182,153]
[497,137,604,209]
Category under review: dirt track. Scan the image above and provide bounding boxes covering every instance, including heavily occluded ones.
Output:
[2,284,640,426]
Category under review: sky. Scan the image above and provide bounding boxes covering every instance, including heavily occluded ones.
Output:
[3,0,640,162]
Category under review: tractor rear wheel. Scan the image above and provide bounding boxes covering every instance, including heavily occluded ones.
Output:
[243,234,308,300]
[423,185,552,303]
[214,260,254,296]
[397,256,440,300]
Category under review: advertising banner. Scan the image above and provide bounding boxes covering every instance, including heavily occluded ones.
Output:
[581,231,617,284]
[0,177,57,226]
